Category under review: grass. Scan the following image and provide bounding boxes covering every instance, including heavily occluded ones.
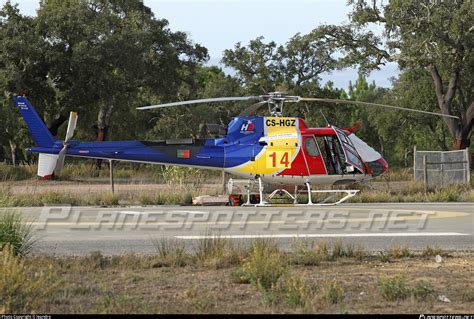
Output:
[0,185,198,207]
[412,280,435,301]
[1,162,472,207]
[291,240,366,265]
[237,239,288,291]
[193,234,244,269]
[152,237,188,267]
[0,183,470,207]
[321,280,345,305]
[421,245,445,257]
[0,242,471,314]
[349,184,474,203]
[379,274,437,302]
[0,211,36,256]
[0,245,57,313]
[462,289,474,302]
[283,275,314,307]
[379,274,411,301]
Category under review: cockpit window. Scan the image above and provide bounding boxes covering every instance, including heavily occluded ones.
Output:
[304,137,319,157]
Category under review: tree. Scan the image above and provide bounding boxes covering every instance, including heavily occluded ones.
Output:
[0,2,51,164]
[147,66,243,139]
[36,0,208,144]
[316,0,473,149]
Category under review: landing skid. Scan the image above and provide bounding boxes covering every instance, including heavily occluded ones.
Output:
[227,178,359,207]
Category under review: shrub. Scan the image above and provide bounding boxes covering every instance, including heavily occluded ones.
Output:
[193,234,242,269]
[379,274,411,301]
[388,245,411,258]
[291,240,321,266]
[0,211,36,256]
[378,251,391,263]
[284,275,313,307]
[421,245,444,257]
[153,237,187,267]
[0,245,57,313]
[462,289,474,302]
[322,280,345,304]
[239,239,287,291]
[412,280,435,301]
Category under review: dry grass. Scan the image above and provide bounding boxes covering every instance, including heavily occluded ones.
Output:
[1,163,472,207]
[0,234,472,314]
[0,249,471,314]
[0,245,57,313]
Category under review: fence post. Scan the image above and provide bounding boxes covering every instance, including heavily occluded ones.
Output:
[109,159,115,194]
[423,155,428,191]
[466,149,471,184]
[440,162,444,188]
[413,145,417,182]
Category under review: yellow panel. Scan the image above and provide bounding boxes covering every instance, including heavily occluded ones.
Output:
[265,117,297,136]
[235,117,299,175]
[265,150,292,169]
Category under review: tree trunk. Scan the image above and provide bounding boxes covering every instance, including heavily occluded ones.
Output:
[48,114,68,137]
[378,135,384,156]
[93,100,115,172]
[453,101,474,149]
[427,64,473,150]
[9,140,17,166]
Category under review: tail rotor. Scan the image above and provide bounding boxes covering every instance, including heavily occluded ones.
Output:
[54,112,78,174]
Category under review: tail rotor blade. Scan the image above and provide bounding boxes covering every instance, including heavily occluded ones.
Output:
[54,146,67,174]
[64,112,78,143]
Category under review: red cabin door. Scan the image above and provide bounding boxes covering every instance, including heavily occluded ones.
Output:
[302,135,327,175]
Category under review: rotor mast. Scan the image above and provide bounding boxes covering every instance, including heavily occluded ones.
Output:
[263,92,299,117]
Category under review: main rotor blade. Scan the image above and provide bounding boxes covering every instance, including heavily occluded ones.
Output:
[239,101,267,116]
[299,98,460,120]
[64,112,78,143]
[138,96,261,110]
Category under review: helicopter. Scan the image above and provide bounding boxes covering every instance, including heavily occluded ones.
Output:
[13,92,458,206]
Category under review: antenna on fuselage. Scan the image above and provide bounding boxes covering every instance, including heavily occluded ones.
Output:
[319,110,330,126]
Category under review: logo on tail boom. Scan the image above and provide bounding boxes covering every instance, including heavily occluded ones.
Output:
[240,120,255,134]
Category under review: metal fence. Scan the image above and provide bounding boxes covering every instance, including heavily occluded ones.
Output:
[414,148,471,188]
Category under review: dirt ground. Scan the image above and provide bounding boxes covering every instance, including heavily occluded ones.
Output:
[30,253,473,314]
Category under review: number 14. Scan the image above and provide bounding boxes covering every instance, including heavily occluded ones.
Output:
[267,151,291,168]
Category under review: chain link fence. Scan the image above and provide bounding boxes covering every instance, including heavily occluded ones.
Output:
[414,148,470,188]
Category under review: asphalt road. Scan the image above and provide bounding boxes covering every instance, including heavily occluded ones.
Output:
[4,203,473,255]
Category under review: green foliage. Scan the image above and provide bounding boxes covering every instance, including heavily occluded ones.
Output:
[322,280,345,305]
[284,275,314,307]
[193,234,242,269]
[0,211,36,257]
[379,274,436,302]
[412,280,435,302]
[462,289,474,302]
[322,0,473,147]
[421,246,444,257]
[0,245,57,313]
[152,238,187,267]
[238,239,287,291]
[379,274,411,301]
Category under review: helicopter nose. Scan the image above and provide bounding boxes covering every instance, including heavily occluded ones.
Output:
[367,157,389,177]
[379,157,389,175]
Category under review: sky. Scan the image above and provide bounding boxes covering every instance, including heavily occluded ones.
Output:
[2,0,399,89]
